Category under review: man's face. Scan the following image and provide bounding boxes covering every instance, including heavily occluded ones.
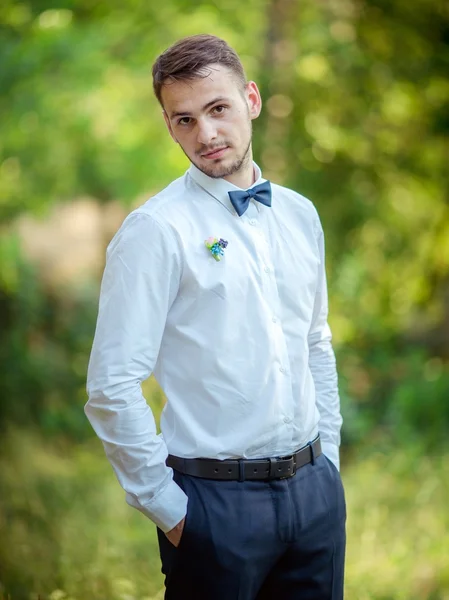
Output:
[161,64,261,181]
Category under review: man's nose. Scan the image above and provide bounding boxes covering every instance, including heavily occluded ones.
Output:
[196,118,217,145]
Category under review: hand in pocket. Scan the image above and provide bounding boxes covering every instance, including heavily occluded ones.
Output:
[165,516,186,548]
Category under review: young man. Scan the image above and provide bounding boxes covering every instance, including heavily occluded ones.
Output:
[86,34,346,599]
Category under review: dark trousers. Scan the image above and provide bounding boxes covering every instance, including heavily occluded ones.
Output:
[157,452,346,599]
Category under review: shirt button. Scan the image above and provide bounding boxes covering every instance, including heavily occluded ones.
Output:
[264,266,270,273]
[279,366,286,373]
[249,219,257,226]
[283,416,292,424]
[272,316,277,323]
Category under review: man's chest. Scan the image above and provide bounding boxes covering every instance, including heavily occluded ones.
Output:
[177,205,320,322]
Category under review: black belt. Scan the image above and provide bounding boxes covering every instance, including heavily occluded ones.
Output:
[166,435,321,481]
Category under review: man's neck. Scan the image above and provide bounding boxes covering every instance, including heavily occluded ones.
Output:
[222,157,256,189]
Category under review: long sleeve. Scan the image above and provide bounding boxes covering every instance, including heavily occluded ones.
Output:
[308,216,342,470]
[85,211,188,532]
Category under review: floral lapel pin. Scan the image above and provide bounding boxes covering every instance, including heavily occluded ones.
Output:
[205,237,228,261]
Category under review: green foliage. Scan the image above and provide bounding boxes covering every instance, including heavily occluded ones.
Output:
[0,254,96,438]
[0,0,267,220]
[1,431,448,599]
[0,384,165,600]
[344,447,449,599]
[338,344,449,450]
[1,0,448,444]
[1,0,449,595]
[0,432,163,600]
[0,0,448,445]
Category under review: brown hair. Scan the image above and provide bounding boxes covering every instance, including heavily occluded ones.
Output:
[152,34,247,106]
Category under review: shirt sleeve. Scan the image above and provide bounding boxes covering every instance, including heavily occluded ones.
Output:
[308,213,343,470]
[85,211,188,532]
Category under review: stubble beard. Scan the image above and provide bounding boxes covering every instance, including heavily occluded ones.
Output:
[185,123,253,180]
[195,136,252,180]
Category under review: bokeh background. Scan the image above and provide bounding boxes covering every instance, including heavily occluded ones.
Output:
[1,0,449,598]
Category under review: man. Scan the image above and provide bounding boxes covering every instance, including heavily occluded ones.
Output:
[85,34,346,599]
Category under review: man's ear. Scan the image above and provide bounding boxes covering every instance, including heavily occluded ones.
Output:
[245,81,262,120]
[163,110,179,143]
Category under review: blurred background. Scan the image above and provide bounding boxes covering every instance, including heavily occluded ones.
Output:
[1,0,448,598]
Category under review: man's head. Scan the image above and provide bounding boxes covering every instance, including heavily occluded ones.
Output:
[152,35,262,184]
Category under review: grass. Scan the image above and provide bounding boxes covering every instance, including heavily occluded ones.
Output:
[1,415,448,598]
[344,447,449,599]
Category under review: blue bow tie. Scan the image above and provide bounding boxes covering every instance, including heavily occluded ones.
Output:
[228,180,272,217]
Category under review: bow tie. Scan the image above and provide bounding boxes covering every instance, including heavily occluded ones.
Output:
[228,180,272,217]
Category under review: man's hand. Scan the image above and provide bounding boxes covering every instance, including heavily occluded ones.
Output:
[165,517,186,548]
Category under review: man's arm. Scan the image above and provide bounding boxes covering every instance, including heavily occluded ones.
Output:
[85,211,187,532]
[307,214,342,470]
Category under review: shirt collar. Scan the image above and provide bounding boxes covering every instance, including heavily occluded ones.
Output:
[187,161,266,215]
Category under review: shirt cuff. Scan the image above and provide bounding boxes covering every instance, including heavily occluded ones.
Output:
[126,478,188,533]
[320,440,340,471]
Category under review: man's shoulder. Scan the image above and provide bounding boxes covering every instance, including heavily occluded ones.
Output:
[134,174,189,222]
[106,174,190,254]
[271,181,319,220]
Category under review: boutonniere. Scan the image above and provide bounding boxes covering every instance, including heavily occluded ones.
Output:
[205,237,228,261]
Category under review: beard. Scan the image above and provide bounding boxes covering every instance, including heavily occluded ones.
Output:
[181,117,253,180]
[193,136,252,180]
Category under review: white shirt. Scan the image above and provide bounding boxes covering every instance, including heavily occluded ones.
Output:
[85,162,342,533]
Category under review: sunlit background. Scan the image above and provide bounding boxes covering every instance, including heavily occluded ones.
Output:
[1,0,449,598]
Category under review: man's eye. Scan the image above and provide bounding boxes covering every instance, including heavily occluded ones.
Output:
[178,117,191,126]
[212,105,227,115]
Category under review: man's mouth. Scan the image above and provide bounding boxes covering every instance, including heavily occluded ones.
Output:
[201,146,229,160]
